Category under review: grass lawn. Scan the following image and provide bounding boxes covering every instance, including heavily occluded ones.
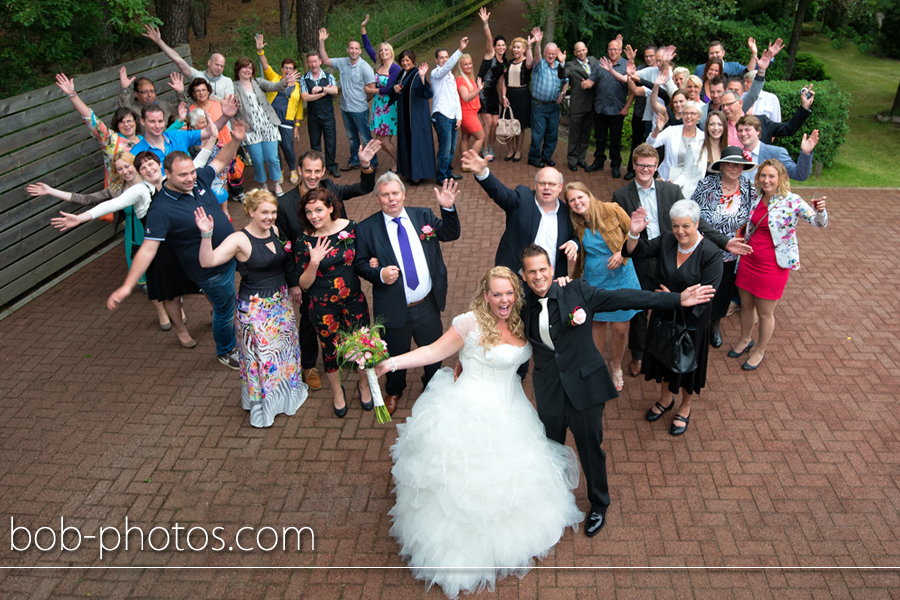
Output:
[796,35,900,188]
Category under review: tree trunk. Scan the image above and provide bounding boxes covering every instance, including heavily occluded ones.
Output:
[93,8,118,69]
[891,79,900,116]
[191,0,209,39]
[297,0,324,55]
[157,0,192,45]
[544,0,558,43]
[785,0,813,79]
[280,0,292,38]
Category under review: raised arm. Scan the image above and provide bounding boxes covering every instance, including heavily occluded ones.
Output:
[195,207,250,267]
[649,69,669,117]
[318,28,333,68]
[374,326,465,377]
[209,119,246,174]
[54,73,94,121]
[142,24,192,78]
[479,7,495,60]
[255,33,273,75]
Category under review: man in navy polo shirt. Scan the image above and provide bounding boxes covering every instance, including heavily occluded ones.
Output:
[108,121,247,369]
[130,99,237,163]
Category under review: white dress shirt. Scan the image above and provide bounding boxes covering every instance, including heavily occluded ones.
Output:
[430,50,463,120]
[533,198,561,273]
[636,181,661,239]
[383,209,432,304]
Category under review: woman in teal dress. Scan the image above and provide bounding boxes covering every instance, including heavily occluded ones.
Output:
[565,182,641,391]
[362,19,401,169]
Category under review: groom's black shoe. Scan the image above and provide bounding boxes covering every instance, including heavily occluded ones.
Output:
[585,509,607,537]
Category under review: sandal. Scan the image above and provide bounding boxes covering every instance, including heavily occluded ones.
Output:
[670,411,691,436]
[611,368,624,391]
[645,397,675,422]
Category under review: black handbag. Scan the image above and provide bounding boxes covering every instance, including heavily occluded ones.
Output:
[647,309,698,374]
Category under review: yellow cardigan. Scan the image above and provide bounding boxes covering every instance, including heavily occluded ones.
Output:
[262,66,303,121]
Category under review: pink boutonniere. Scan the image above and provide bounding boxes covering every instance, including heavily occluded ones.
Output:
[281,239,292,253]
[337,230,355,247]
[568,306,587,327]
[419,224,436,241]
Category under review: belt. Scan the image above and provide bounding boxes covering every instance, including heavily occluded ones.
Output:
[407,292,431,308]
[534,99,557,105]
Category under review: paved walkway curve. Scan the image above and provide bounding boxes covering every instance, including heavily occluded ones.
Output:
[2,3,900,598]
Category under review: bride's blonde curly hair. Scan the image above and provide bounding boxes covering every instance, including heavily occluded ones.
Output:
[470,266,525,349]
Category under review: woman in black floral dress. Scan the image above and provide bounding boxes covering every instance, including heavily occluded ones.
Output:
[297,188,373,418]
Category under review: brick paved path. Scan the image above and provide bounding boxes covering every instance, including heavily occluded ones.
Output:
[2,55,899,600]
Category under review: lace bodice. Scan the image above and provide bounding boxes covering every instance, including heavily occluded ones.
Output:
[452,312,531,401]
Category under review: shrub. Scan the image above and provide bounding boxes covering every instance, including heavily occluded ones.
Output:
[631,0,739,66]
[713,20,789,80]
[765,79,850,169]
[787,52,830,81]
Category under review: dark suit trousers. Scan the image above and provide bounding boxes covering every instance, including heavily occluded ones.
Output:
[593,113,625,168]
[628,255,658,361]
[297,291,319,370]
[539,394,610,512]
[307,115,338,172]
[383,294,444,396]
[567,111,592,167]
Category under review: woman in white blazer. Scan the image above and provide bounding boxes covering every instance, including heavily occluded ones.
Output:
[647,101,705,197]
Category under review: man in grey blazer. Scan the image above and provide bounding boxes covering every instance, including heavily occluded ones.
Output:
[612,144,750,376]
[737,115,818,182]
[558,42,598,172]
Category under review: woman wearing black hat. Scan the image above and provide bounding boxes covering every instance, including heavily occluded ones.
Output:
[691,146,756,348]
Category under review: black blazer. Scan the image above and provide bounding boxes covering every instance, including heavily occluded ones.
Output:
[558,56,598,114]
[477,171,576,278]
[524,279,681,416]
[354,206,460,327]
[275,171,376,287]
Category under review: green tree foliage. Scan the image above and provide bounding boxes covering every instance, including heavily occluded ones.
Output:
[631,0,740,65]
[0,0,159,98]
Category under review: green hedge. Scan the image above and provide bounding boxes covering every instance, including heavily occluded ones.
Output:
[765,80,850,169]
[711,20,788,80]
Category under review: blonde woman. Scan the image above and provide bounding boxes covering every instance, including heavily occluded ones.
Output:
[565,182,641,390]
[456,53,485,155]
[375,266,582,599]
[362,17,401,167]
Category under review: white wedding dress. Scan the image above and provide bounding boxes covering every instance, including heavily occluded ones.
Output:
[388,312,584,599]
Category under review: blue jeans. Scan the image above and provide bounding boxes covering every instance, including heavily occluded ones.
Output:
[341,109,377,167]
[196,260,237,356]
[528,101,560,163]
[431,112,458,182]
[245,141,282,184]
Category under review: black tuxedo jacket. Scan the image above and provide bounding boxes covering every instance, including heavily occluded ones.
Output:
[275,171,376,287]
[477,171,575,278]
[354,206,460,327]
[611,179,729,284]
[524,280,681,416]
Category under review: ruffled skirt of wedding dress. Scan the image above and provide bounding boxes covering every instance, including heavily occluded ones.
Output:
[388,367,584,598]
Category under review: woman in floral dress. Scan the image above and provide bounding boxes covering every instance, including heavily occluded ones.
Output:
[296,188,374,418]
[362,16,401,169]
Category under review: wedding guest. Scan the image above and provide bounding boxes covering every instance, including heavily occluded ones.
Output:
[623,200,723,436]
[558,41,597,172]
[498,36,533,162]
[456,54,485,156]
[731,159,828,370]
[318,26,379,171]
[187,109,230,218]
[300,51,339,179]
[699,110,728,175]
[362,18,402,169]
[701,58,724,103]
[743,70,781,122]
[255,33,302,185]
[691,147,757,348]
[117,67,187,125]
[737,115,818,182]
[527,28,567,168]
[720,71,811,146]
[647,101,705,196]
[393,53,434,184]
[195,190,308,427]
[476,7,506,161]
[565,182,641,391]
[693,39,758,78]
[623,44,657,181]
[581,37,630,177]
[142,24,235,99]
[430,37,468,184]
[296,188,373,417]
[354,173,461,414]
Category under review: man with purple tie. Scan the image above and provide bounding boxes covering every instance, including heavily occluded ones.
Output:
[354,172,461,414]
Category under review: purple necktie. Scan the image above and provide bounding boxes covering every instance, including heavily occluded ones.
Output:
[393,217,419,290]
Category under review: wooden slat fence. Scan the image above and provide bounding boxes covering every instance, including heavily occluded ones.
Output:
[384,0,492,52]
[0,45,192,308]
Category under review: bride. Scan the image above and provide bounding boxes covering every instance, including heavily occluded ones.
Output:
[375,266,584,598]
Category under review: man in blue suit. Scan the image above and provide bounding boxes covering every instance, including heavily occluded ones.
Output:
[737,115,818,182]
[354,173,461,414]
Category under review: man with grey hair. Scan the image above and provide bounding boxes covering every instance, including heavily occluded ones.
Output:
[354,174,461,414]
[527,28,568,168]
[461,149,578,279]
[142,25,235,99]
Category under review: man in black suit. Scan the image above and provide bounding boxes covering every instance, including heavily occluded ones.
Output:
[461,149,578,279]
[612,143,749,376]
[520,244,715,536]
[354,172,461,414]
[277,141,380,390]
[557,42,598,172]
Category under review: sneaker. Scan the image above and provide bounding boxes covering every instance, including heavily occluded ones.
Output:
[290,170,299,184]
[726,301,741,316]
[218,348,240,370]
[274,183,284,196]
[302,367,323,390]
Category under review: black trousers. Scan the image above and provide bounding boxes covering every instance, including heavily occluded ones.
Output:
[567,111,593,167]
[383,294,444,396]
[297,291,319,370]
[593,113,625,168]
[539,396,609,512]
[307,115,338,172]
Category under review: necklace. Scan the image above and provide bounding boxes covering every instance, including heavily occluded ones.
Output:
[677,233,703,255]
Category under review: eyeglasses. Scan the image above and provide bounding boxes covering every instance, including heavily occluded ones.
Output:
[634,163,657,170]
[722,99,740,107]
[535,181,560,187]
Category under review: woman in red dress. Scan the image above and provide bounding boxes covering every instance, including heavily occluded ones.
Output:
[731,159,828,370]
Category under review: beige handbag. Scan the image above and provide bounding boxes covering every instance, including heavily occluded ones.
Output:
[495,105,521,144]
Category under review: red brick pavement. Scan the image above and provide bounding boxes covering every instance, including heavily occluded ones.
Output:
[2,76,899,600]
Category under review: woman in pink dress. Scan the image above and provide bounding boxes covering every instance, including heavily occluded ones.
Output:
[731,159,828,370]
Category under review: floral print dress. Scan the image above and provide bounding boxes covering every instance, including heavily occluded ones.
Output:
[298,222,371,372]
[370,73,398,136]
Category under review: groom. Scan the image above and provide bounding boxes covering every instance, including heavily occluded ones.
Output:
[519,245,714,536]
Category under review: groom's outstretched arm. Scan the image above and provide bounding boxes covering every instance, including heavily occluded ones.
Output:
[578,279,681,315]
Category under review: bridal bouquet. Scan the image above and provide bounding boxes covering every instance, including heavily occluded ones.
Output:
[336,326,392,424]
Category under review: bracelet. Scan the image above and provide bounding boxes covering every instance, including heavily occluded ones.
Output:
[389,357,398,373]
[257,50,265,55]
[68,93,77,98]
[627,231,640,240]
[200,230,214,239]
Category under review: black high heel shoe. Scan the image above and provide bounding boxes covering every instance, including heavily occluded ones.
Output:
[727,339,754,358]
[645,397,675,422]
[358,380,374,411]
[334,385,348,418]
